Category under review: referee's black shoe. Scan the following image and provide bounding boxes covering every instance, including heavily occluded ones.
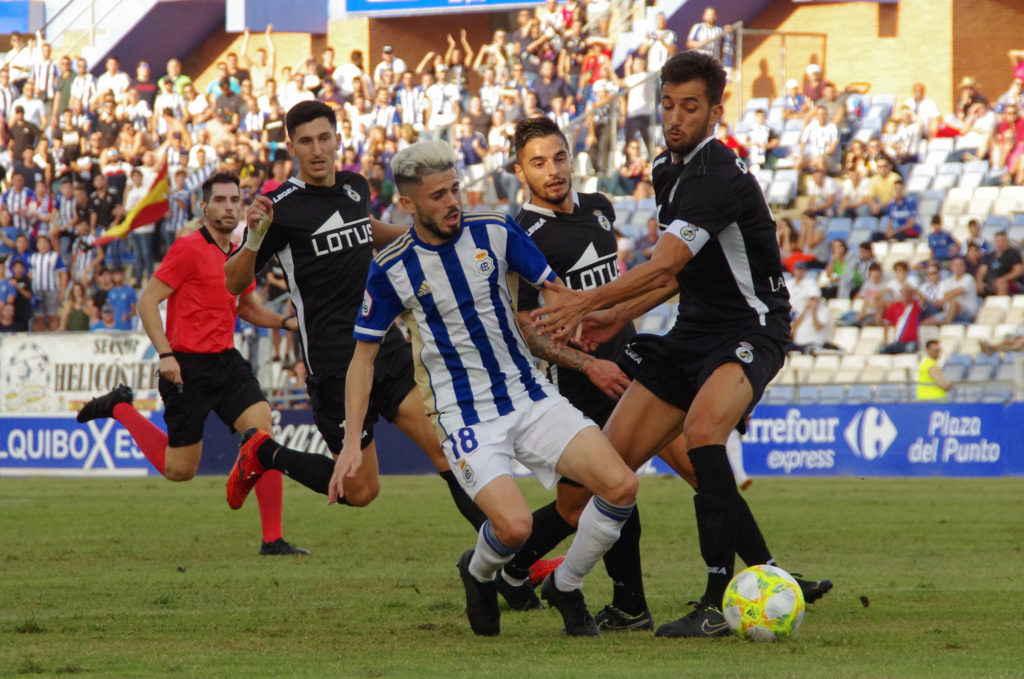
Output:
[259,538,310,556]
[654,600,731,638]
[76,384,133,423]
[793,575,834,604]
[594,604,654,632]
[456,549,500,636]
[540,574,600,637]
[496,570,544,611]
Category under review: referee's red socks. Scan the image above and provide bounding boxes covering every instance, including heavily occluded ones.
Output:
[112,403,167,475]
[254,471,284,543]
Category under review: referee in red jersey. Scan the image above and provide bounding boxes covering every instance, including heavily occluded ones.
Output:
[77,172,307,556]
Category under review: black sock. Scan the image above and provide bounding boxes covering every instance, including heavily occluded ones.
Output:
[439,470,488,530]
[605,504,646,614]
[503,501,576,582]
[689,444,739,608]
[259,439,334,496]
[735,495,773,567]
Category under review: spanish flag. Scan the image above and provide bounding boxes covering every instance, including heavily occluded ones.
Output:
[95,159,170,246]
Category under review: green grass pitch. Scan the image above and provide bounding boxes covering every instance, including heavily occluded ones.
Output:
[2,475,1022,678]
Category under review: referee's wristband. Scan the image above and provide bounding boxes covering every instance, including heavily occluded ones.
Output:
[159,352,174,359]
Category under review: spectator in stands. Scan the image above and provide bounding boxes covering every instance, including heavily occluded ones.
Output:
[867,156,900,216]
[584,62,617,175]
[796,105,838,172]
[903,82,941,138]
[89,301,119,331]
[992,102,1024,172]
[838,168,871,217]
[804,64,824,103]
[777,216,798,262]
[843,139,867,174]
[997,77,1024,112]
[28,234,66,331]
[820,238,850,299]
[531,59,572,113]
[980,328,1024,355]
[978,231,1024,295]
[58,280,90,331]
[883,178,919,241]
[787,260,820,315]
[879,284,923,354]
[956,76,989,120]
[637,13,676,74]
[745,109,778,171]
[862,138,893,176]
[781,78,809,121]
[958,99,996,161]
[927,215,960,265]
[425,67,460,143]
[803,164,840,222]
[963,241,987,279]
[892,106,924,164]
[455,115,488,210]
[917,339,953,401]
[633,218,659,266]
[7,258,31,331]
[841,261,886,326]
[937,256,978,325]
[917,263,946,322]
[686,6,730,63]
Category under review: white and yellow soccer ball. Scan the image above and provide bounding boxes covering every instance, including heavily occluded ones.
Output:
[722,564,805,642]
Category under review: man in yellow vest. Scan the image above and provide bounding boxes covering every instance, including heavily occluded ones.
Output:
[918,339,954,401]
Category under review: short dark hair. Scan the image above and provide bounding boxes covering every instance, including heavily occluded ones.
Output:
[868,262,882,272]
[201,171,240,203]
[925,339,940,351]
[286,100,335,140]
[660,51,726,106]
[513,116,569,161]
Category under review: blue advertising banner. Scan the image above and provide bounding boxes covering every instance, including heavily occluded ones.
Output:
[0,410,437,478]
[645,403,1024,478]
[345,0,537,17]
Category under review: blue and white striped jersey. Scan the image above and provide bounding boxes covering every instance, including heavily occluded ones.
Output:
[354,211,558,435]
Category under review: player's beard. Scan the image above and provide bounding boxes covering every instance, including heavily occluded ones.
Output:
[665,110,714,159]
[417,205,462,241]
[530,174,572,208]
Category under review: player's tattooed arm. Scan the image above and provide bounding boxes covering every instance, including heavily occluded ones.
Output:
[516,311,630,400]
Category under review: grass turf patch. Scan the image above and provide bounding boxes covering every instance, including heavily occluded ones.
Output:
[1,476,1022,678]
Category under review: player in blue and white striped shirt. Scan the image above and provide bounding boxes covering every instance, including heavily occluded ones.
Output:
[340,141,637,637]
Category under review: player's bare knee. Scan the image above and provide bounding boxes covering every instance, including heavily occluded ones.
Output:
[345,480,380,507]
[599,469,638,507]
[163,466,195,482]
[490,513,532,547]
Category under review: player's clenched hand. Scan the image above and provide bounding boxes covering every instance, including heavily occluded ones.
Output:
[531,280,591,342]
[583,358,631,400]
[327,444,363,505]
[244,196,274,252]
[159,356,183,388]
[578,308,626,350]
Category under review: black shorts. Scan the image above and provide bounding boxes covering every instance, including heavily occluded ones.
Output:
[306,343,417,454]
[624,327,786,433]
[158,349,267,448]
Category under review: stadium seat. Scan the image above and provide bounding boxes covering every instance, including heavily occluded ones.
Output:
[924,149,950,166]
[859,365,887,383]
[744,97,770,114]
[980,389,1012,404]
[840,354,867,371]
[783,118,805,133]
[796,385,821,404]
[818,384,846,405]
[832,326,860,353]
[827,298,851,316]
[966,324,993,341]
[995,362,1015,382]
[866,354,894,369]
[959,172,985,189]
[768,177,796,206]
[813,354,841,371]
[985,214,1010,229]
[845,384,873,404]
[932,173,959,192]
[927,137,955,154]
[966,363,996,382]
[763,386,793,406]
[874,383,906,403]
[910,163,938,181]
[976,306,1005,325]
[871,241,889,261]
[631,208,655,226]
[991,197,1019,216]
[826,216,852,241]
[907,174,932,194]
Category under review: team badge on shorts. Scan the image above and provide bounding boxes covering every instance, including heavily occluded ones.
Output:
[459,459,475,484]
[594,210,611,231]
[735,342,755,364]
[343,184,361,201]
[473,248,495,277]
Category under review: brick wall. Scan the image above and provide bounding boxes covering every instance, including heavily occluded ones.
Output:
[952,0,1024,108]
[737,0,954,122]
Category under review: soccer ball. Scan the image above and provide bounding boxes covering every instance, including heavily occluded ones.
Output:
[722,565,805,642]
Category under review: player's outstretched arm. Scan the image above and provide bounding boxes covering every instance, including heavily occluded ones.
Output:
[532,235,692,341]
[138,277,182,386]
[225,196,274,294]
[369,216,410,250]
[237,292,298,331]
[515,310,629,400]
[328,340,380,506]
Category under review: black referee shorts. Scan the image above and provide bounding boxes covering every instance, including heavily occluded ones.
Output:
[624,327,786,433]
[306,343,417,454]
[158,349,267,448]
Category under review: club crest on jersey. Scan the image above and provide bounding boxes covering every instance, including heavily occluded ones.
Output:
[735,157,748,174]
[343,183,361,201]
[736,342,754,364]
[473,248,495,277]
[361,290,373,317]
[594,210,611,231]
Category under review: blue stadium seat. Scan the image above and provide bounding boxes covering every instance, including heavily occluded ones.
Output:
[845,384,873,405]
[943,363,967,382]
[874,383,906,403]
[923,188,949,202]
[847,228,874,247]
[1012,213,1024,226]
[980,389,1012,404]
[826,216,852,243]
[745,97,770,113]
[818,384,846,405]
[763,386,793,406]
[966,364,996,382]
[796,385,821,404]
[985,214,1010,229]
[946,353,973,367]
[852,216,879,234]
[995,363,1015,381]
[974,352,1000,367]
[938,162,963,177]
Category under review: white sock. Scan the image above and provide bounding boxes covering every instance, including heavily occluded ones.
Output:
[726,430,749,487]
[555,496,634,592]
[469,520,520,583]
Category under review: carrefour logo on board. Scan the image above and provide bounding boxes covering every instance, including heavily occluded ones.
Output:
[843,407,898,461]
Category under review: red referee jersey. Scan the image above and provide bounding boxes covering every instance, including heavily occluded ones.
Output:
[154,226,256,354]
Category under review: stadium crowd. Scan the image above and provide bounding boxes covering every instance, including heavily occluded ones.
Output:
[0,0,1023,362]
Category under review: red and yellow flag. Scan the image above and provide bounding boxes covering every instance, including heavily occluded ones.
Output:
[95,159,170,246]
